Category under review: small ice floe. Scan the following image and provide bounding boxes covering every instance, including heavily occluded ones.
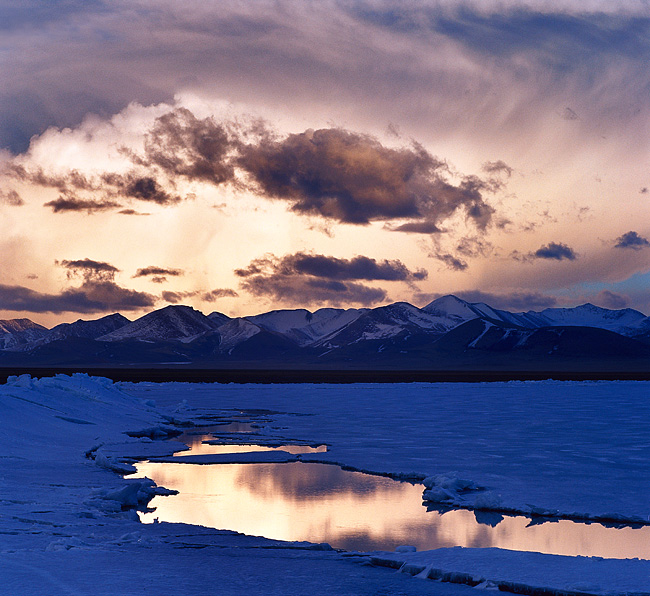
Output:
[422,473,480,504]
[395,545,417,553]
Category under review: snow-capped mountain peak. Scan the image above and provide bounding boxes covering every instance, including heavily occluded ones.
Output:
[99,305,216,342]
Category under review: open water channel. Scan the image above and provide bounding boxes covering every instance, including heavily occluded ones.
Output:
[133,430,650,560]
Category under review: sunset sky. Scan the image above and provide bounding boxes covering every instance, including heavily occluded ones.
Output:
[1,0,649,326]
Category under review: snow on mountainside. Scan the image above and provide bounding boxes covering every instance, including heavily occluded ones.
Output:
[41,313,131,344]
[313,302,454,349]
[531,304,648,334]
[0,319,46,334]
[433,318,650,361]
[215,318,262,352]
[207,311,231,326]
[0,318,49,350]
[423,295,503,323]
[246,307,366,346]
[424,295,650,336]
[99,305,216,342]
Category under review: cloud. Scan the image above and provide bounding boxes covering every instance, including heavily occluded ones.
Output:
[16,164,182,210]
[386,221,443,234]
[482,160,513,177]
[202,288,238,301]
[101,174,182,206]
[0,281,155,314]
[131,107,236,185]
[561,107,579,121]
[118,209,150,216]
[162,287,238,304]
[432,253,468,271]
[238,128,495,228]
[614,230,650,250]
[414,289,560,311]
[456,290,559,310]
[239,275,386,307]
[44,196,122,213]
[133,266,185,279]
[0,189,24,206]
[233,251,421,306]
[532,242,577,261]
[235,252,427,282]
[10,166,99,192]
[161,291,193,304]
[594,290,628,309]
[57,258,120,281]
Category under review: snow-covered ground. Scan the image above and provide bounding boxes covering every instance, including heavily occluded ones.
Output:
[2,375,650,595]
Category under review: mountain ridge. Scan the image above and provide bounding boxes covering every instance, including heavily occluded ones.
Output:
[1,296,649,369]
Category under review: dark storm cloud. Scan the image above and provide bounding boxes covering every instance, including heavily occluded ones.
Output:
[133,266,185,279]
[238,128,495,228]
[44,196,122,213]
[131,107,236,185]
[0,189,23,206]
[0,281,155,314]
[235,253,427,282]
[239,274,386,307]
[532,242,577,261]
[58,258,120,281]
[614,231,650,250]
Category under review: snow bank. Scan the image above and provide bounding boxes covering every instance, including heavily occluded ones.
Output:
[371,547,650,595]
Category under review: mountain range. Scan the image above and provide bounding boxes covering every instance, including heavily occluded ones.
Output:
[1,295,650,370]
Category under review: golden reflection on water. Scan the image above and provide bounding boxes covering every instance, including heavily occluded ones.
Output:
[174,440,328,457]
[134,461,650,558]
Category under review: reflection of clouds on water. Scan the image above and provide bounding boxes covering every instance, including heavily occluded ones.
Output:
[234,462,398,500]
[135,461,650,559]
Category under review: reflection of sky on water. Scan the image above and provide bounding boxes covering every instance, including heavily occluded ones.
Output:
[134,461,650,558]
[173,437,327,457]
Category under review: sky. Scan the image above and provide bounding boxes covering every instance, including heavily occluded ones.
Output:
[0,0,649,326]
